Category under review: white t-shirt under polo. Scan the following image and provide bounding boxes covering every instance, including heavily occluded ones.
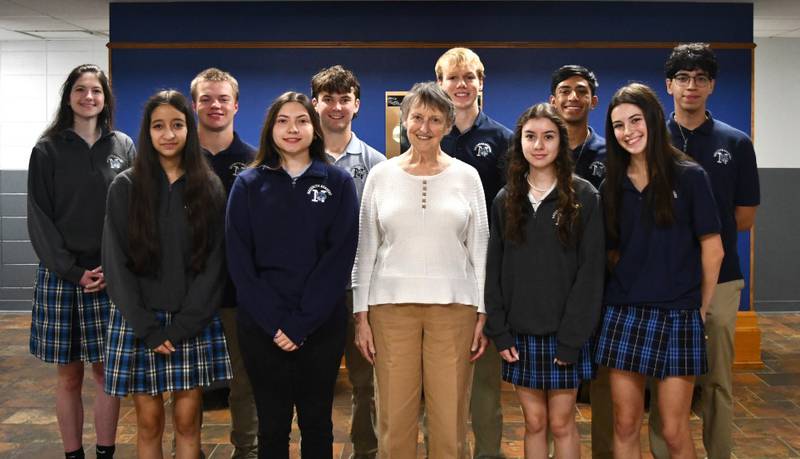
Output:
[352,156,489,313]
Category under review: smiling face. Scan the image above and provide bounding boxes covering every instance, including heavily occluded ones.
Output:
[193,80,238,132]
[312,89,360,134]
[69,72,105,121]
[521,117,560,173]
[150,104,188,163]
[272,101,314,159]
[404,102,449,154]
[550,75,597,124]
[438,62,483,111]
[611,103,648,156]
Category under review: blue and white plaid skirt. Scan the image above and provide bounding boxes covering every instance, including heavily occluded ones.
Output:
[104,305,232,397]
[594,305,707,378]
[502,334,594,390]
[30,264,110,364]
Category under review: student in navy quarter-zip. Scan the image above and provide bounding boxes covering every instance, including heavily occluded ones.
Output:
[226,91,358,459]
[27,64,131,459]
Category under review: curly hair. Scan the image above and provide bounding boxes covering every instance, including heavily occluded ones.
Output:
[505,103,579,247]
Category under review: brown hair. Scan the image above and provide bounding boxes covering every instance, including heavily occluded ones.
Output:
[190,67,240,102]
[252,92,328,169]
[505,103,579,247]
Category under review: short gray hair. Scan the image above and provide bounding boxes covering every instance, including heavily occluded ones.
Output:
[400,81,455,128]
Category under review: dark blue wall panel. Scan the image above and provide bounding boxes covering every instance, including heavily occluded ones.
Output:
[108,1,755,309]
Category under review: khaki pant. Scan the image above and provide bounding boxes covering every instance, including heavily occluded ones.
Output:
[649,279,744,459]
[220,308,259,459]
[345,291,378,458]
[370,303,476,459]
[470,343,505,458]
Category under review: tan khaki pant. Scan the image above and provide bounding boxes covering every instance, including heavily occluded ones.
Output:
[649,279,744,459]
[220,308,259,459]
[589,365,615,459]
[370,303,476,459]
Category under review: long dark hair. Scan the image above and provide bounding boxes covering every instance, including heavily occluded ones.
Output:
[252,91,327,168]
[128,90,222,275]
[43,64,114,138]
[602,83,689,247]
[505,103,579,247]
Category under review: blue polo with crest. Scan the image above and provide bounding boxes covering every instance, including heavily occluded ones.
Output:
[440,110,512,214]
[572,126,607,190]
[667,112,760,283]
[225,159,358,344]
[602,161,721,310]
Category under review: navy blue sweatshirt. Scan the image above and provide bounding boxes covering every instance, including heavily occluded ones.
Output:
[225,159,359,345]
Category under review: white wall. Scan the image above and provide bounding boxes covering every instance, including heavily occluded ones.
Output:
[0,40,107,170]
[754,37,800,169]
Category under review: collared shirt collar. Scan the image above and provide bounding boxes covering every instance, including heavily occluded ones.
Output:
[451,110,488,136]
[669,111,715,136]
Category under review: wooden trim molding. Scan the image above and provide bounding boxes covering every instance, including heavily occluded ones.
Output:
[107,41,756,50]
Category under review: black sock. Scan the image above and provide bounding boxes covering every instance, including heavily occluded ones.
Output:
[65,447,85,459]
[95,444,115,459]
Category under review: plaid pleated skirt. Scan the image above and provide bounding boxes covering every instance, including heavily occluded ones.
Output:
[502,334,594,390]
[29,264,110,364]
[594,305,707,378]
[104,305,232,397]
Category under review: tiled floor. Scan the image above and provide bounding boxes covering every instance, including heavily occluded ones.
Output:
[1,312,799,458]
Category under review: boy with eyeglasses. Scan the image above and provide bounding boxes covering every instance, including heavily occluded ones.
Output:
[648,42,760,459]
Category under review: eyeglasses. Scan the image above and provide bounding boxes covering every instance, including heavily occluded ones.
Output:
[672,74,712,88]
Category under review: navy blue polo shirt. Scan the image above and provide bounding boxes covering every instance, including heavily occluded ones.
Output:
[603,161,721,310]
[667,112,760,283]
[572,126,606,190]
[441,111,512,214]
[203,132,256,309]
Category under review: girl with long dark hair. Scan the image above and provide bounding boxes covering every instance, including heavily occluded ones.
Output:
[226,92,358,458]
[595,83,724,459]
[102,90,231,458]
[484,103,604,459]
[27,64,133,459]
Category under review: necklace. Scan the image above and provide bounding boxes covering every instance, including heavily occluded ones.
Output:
[526,174,555,193]
[675,113,708,152]
[573,127,590,163]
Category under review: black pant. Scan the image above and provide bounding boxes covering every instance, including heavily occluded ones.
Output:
[238,306,346,459]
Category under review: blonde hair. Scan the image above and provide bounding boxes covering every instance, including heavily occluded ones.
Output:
[190,67,240,102]
[434,47,485,81]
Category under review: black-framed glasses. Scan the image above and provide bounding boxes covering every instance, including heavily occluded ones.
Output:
[672,73,712,88]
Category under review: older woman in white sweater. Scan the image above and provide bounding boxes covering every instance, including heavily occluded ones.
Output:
[353,81,489,459]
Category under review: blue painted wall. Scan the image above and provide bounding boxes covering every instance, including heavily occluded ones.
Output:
[109,1,755,309]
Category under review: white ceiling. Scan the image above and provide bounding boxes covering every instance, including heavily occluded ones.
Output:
[0,0,798,41]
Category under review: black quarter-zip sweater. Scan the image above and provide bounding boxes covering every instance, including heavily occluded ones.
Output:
[484,176,606,363]
[27,129,135,284]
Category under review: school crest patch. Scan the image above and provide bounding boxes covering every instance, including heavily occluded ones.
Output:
[307,184,332,203]
[713,149,732,165]
[474,142,492,158]
[589,161,606,178]
[229,161,248,177]
[350,165,367,180]
[106,155,125,170]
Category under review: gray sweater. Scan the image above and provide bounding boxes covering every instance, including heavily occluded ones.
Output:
[27,129,135,283]
[102,168,225,349]
[484,176,605,363]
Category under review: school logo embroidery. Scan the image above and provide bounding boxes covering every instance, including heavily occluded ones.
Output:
[229,161,248,177]
[552,209,561,226]
[307,184,332,203]
[474,142,492,158]
[351,165,367,181]
[589,161,606,178]
[673,190,679,199]
[106,155,125,170]
[713,149,732,165]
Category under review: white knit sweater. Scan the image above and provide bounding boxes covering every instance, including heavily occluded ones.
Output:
[352,157,489,313]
